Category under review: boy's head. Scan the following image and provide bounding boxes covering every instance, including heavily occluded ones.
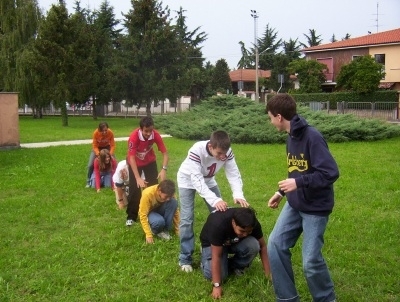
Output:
[266,94,297,132]
[98,122,109,134]
[231,207,257,238]
[266,93,297,120]
[139,116,154,139]
[157,179,175,203]
[208,130,231,161]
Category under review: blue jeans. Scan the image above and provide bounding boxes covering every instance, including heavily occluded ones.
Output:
[148,198,178,234]
[268,202,336,302]
[178,186,220,266]
[89,172,112,188]
[200,236,260,280]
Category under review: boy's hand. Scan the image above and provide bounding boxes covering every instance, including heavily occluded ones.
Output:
[211,286,222,299]
[268,193,282,209]
[146,237,154,244]
[234,198,249,207]
[214,200,228,211]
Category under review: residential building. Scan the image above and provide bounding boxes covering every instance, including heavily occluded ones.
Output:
[229,69,270,99]
[302,28,400,92]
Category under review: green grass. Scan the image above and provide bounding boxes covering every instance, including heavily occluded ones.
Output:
[18,116,142,143]
[0,118,399,301]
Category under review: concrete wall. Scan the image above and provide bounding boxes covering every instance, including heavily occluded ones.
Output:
[0,93,20,149]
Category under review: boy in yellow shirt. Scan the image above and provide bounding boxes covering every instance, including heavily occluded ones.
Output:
[138,180,179,244]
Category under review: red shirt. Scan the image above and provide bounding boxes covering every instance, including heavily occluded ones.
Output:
[127,128,167,167]
[93,157,117,190]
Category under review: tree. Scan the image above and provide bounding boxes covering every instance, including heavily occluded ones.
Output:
[301,29,322,48]
[0,0,42,109]
[287,59,326,93]
[330,34,337,43]
[256,23,282,70]
[173,6,208,104]
[237,41,252,69]
[33,0,75,126]
[123,0,187,115]
[211,59,231,94]
[283,38,301,61]
[336,55,385,94]
[268,53,291,93]
[88,0,123,119]
[342,33,351,40]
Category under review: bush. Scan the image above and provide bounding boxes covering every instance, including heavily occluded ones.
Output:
[155,95,400,144]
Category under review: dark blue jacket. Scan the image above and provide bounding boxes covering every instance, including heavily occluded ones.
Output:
[286,114,339,215]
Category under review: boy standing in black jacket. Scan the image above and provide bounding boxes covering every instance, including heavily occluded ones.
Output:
[266,94,339,302]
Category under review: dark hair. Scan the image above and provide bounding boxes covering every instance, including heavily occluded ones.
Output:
[232,207,257,229]
[158,179,175,196]
[266,93,297,120]
[98,122,109,132]
[209,130,231,151]
[139,116,154,129]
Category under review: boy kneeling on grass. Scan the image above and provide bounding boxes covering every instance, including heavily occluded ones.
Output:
[199,207,270,299]
[138,179,179,244]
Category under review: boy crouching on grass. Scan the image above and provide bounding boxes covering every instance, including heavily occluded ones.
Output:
[200,207,270,299]
[112,160,129,209]
[138,180,179,244]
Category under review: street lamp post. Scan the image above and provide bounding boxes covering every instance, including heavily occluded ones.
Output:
[251,10,259,102]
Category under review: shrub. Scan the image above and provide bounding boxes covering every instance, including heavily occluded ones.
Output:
[155,95,400,144]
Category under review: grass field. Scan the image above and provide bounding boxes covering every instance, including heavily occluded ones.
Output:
[0,116,399,301]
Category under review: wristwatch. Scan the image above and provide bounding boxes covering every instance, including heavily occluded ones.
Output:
[213,282,220,288]
[162,166,168,170]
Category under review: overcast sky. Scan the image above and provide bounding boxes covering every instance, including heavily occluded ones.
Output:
[38,0,400,69]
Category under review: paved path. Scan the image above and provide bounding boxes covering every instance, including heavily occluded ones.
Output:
[20,135,171,148]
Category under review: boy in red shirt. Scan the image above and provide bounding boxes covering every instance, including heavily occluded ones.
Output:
[125,117,169,226]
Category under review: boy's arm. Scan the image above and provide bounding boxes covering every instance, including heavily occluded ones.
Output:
[210,245,224,299]
[92,131,100,155]
[138,195,154,242]
[224,157,248,206]
[258,237,271,278]
[109,130,116,155]
[93,160,101,191]
[157,151,168,181]
[173,208,180,235]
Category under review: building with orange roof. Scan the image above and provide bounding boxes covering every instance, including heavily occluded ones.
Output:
[303,28,400,92]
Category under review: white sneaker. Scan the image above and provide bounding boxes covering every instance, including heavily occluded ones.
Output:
[180,264,193,273]
[156,231,171,240]
[126,219,134,226]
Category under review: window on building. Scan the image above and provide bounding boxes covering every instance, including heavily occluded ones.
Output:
[374,54,386,79]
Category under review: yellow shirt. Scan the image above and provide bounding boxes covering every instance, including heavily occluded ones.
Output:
[138,185,180,238]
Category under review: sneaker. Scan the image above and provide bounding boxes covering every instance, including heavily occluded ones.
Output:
[180,264,193,273]
[126,219,134,226]
[85,183,90,188]
[156,231,171,240]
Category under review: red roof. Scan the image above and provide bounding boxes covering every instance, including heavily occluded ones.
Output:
[303,28,400,52]
[229,69,270,82]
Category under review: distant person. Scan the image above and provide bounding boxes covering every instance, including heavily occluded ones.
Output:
[112,160,129,210]
[90,149,117,192]
[86,122,116,188]
[125,116,169,227]
[265,93,339,302]
[138,179,179,244]
[177,130,249,273]
[200,207,270,299]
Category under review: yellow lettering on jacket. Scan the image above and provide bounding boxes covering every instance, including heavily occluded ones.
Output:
[287,153,308,172]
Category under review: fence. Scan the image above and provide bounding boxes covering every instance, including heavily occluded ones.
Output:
[299,101,400,121]
[19,97,192,118]
[19,100,400,121]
